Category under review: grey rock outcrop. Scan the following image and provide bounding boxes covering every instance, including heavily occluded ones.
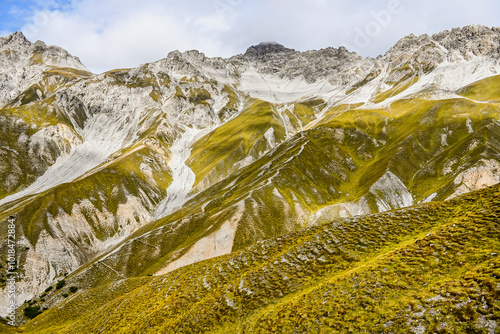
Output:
[244,42,296,57]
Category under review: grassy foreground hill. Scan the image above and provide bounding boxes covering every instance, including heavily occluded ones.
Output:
[18,183,500,333]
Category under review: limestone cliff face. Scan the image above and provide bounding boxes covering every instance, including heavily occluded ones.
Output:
[0,31,88,106]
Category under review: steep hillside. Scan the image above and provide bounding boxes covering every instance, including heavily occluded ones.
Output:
[0,25,499,321]
[0,32,91,200]
[30,76,499,299]
[19,183,500,333]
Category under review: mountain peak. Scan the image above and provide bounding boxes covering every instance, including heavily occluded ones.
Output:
[431,25,500,58]
[244,42,296,57]
[8,31,28,41]
[433,24,498,39]
[383,25,500,61]
[0,31,89,76]
[0,31,30,48]
[385,32,433,55]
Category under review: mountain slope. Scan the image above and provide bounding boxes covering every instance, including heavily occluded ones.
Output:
[27,79,498,304]
[19,183,500,333]
[0,25,499,322]
[0,32,91,200]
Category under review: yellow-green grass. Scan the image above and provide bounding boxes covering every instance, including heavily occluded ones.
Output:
[458,74,500,103]
[187,99,286,187]
[372,75,419,103]
[44,94,500,296]
[19,183,500,333]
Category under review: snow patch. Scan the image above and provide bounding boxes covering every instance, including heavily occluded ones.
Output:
[264,127,276,148]
[441,133,448,146]
[422,192,438,203]
[308,198,371,225]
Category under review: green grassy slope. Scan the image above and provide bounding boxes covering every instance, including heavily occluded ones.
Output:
[20,183,500,333]
[0,64,92,200]
[0,141,172,291]
[187,98,325,191]
[0,63,248,303]
[0,322,19,333]
[33,90,499,298]
[458,74,500,103]
[187,99,286,189]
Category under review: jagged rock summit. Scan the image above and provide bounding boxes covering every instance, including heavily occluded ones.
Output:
[0,31,90,107]
[244,41,296,57]
[0,31,88,71]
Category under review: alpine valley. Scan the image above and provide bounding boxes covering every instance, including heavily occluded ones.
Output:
[0,25,499,333]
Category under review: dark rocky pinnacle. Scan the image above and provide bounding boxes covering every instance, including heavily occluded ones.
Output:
[244,42,296,58]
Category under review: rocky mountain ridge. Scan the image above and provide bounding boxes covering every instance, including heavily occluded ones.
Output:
[0,31,88,106]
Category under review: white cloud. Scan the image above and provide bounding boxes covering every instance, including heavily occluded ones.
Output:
[17,0,500,73]
[21,0,239,72]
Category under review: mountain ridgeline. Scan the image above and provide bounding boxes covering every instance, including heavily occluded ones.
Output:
[0,25,499,333]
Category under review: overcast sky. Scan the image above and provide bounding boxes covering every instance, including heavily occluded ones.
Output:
[0,0,499,73]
